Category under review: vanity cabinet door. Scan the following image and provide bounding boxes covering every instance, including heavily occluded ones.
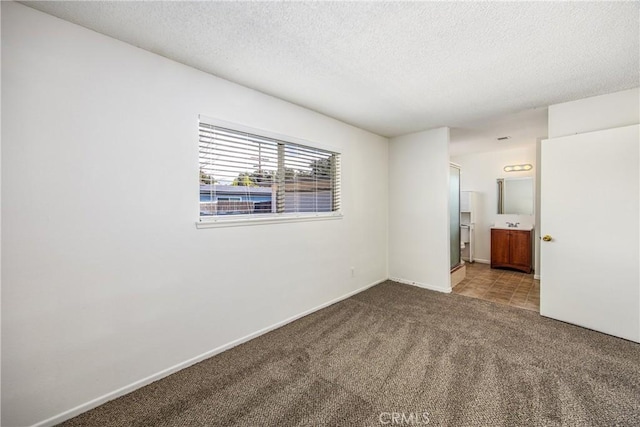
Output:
[490,229,511,266]
[509,230,532,271]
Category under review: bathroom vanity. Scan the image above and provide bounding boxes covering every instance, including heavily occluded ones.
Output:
[490,227,533,273]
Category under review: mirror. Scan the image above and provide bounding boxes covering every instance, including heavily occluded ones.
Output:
[497,177,534,215]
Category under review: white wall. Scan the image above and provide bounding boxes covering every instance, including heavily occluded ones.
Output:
[388,127,451,292]
[549,88,640,138]
[451,146,536,264]
[1,3,389,426]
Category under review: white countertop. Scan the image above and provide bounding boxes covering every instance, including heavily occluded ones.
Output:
[491,225,534,231]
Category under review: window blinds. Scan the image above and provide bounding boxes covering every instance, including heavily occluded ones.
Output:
[198,120,340,218]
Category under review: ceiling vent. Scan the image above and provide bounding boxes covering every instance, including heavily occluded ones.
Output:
[497,136,511,141]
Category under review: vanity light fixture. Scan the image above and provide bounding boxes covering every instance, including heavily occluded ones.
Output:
[504,164,533,172]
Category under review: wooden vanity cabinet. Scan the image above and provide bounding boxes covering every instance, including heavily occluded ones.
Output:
[490,228,533,273]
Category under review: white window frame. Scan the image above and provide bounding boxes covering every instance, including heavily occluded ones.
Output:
[196,115,342,229]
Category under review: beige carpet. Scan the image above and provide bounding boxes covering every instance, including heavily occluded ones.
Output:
[60,281,640,426]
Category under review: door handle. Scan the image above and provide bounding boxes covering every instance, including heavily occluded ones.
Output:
[542,235,552,242]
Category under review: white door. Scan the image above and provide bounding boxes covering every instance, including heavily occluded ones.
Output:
[540,124,639,342]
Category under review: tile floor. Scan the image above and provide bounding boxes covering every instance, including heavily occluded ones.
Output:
[453,262,540,311]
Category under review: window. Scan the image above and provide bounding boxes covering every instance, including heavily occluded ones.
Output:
[198,116,341,226]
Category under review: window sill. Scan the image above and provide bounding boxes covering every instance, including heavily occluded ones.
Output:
[196,212,343,229]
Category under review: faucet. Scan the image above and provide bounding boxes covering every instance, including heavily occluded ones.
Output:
[506,222,520,228]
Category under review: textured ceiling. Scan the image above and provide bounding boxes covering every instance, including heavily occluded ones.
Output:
[450,108,548,157]
[22,1,640,138]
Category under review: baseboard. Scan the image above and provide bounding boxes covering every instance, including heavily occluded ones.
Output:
[31,278,387,427]
[389,277,452,294]
[462,257,490,264]
[534,274,540,280]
